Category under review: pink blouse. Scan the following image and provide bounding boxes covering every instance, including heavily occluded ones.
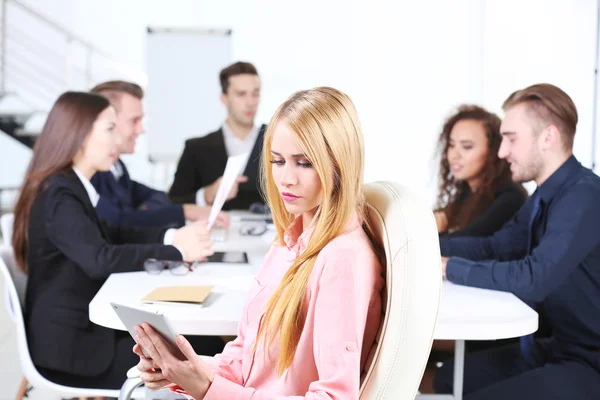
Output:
[184,214,383,399]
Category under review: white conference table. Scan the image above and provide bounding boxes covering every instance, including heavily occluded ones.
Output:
[89,218,537,400]
[90,215,271,335]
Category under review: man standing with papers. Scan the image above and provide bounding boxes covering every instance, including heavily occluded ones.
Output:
[169,61,266,211]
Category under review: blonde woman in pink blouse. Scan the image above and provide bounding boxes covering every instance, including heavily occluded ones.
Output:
[132,87,385,399]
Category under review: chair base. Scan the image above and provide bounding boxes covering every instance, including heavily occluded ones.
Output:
[118,377,144,400]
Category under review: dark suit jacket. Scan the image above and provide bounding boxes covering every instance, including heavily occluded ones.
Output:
[91,159,185,228]
[25,170,181,377]
[439,183,527,238]
[168,125,266,210]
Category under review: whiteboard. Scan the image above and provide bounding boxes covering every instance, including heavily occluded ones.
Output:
[145,27,232,162]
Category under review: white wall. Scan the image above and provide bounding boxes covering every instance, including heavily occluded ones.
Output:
[17,0,487,202]
[2,0,598,206]
[483,0,598,170]
[351,1,484,201]
[182,0,486,202]
[0,134,31,208]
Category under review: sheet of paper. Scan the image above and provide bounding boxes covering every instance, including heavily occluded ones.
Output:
[207,152,250,230]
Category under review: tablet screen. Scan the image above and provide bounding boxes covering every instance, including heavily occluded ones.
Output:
[207,251,248,264]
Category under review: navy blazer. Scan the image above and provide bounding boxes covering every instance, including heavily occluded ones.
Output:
[168,125,266,210]
[25,169,181,377]
[91,159,185,228]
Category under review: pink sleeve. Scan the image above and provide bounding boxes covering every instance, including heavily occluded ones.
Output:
[209,244,280,386]
[204,252,365,400]
[210,314,247,384]
[168,303,249,399]
[169,322,244,400]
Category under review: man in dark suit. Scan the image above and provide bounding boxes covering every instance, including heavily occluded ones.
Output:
[90,81,220,228]
[169,61,266,211]
[432,84,600,399]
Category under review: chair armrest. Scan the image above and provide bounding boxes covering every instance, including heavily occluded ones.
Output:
[118,376,144,400]
[127,365,141,379]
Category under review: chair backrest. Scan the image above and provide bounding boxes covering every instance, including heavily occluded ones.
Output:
[1,245,27,308]
[1,212,14,244]
[0,251,47,390]
[0,217,27,306]
[359,181,442,400]
[0,251,124,398]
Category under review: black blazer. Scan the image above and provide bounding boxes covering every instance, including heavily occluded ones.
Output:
[168,125,266,210]
[439,183,527,238]
[25,170,181,377]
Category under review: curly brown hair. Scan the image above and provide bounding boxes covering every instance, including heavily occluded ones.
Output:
[435,104,515,232]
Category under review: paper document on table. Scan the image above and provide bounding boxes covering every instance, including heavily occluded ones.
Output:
[207,152,250,230]
[141,285,213,304]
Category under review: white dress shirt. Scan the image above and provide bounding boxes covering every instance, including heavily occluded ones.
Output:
[73,167,100,207]
[110,161,124,180]
[195,123,261,206]
[72,167,184,258]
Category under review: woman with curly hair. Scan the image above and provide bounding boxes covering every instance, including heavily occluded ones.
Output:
[420,105,530,394]
[434,105,527,238]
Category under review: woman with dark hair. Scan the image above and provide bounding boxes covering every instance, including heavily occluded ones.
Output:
[434,104,527,237]
[12,92,219,389]
[421,105,529,393]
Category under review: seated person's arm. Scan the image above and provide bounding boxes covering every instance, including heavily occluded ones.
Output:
[131,179,172,209]
[96,195,186,228]
[135,275,251,393]
[101,219,172,245]
[168,141,248,207]
[204,252,370,399]
[443,186,526,238]
[169,142,202,204]
[445,185,600,303]
[205,315,248,385]
[45,187,181,279]
[439,200,532,261]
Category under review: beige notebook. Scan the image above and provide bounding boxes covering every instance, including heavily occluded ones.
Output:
[141,286,213,305]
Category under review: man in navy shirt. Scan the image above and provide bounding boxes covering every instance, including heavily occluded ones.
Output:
[434,84,600,399]
[90,81,227,228]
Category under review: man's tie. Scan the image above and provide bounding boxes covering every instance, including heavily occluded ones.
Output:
[520,193,543,358]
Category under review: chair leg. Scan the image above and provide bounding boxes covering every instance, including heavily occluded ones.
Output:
[15,377,28,400]
[118,377,144,400]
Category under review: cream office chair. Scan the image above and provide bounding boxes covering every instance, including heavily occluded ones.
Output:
[0,248,148,399]
[119,181,442,400]
[359,181,441,399]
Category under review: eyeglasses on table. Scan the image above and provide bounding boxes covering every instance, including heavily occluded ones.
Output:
[143,259,195,275]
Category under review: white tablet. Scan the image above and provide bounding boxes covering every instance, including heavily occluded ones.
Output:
[110,302,185,360]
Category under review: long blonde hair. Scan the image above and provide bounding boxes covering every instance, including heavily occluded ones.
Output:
[256,87,380,374]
